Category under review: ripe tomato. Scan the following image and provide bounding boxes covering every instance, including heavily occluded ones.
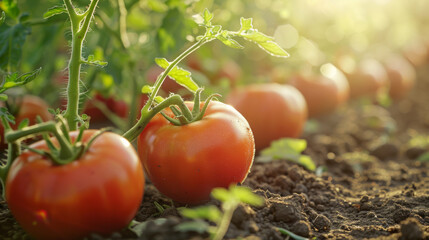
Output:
[5,130,144,240]
[383,55,416,100]
[137,101,254,205]
[0,95,53,148]
[343,58,388,99]
[226,83,307,151]
[83,93,129,122]
[289,65,350,117]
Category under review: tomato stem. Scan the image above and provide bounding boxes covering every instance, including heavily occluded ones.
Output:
[212,201,239,240]
[63,0,100,131]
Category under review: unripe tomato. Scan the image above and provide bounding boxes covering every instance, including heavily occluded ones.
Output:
[383,55,416,100]
[289,64,350,117]
[0,95,53,147]
[6,130,144,240]
[344,59,388,99]
[138,101,254,205]
[226,83,308,151]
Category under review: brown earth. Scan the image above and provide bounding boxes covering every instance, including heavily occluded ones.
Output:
[1,67,429,240]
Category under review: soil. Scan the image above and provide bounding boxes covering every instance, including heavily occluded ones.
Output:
[1,67,429,240]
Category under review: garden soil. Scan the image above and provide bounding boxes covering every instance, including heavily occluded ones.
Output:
[1,68,428,240]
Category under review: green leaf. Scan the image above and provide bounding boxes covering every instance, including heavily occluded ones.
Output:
[0,0,20,20]
[259,138,316,171]
[43,5,67,19]
[417,152,429,162]
[202,9,213,26]
[0,107,15,124]
[0,23,31,69]
[155,58,199,92]
[230,186,264,206]
[216,31,244,49]
[241,30,274,43]
[17,118,28,129]
[174,220,210,234]
[141,85,153,94]
[154,96,164,104]
[0,68,41,93]
[277,227,309,240]
[129,218,167,237]
[180,205,222,223]
[211,187,231,202]
[256,40,290,58]
[85,55,108,67]
[0,11,6,26]
[239,18,253,32]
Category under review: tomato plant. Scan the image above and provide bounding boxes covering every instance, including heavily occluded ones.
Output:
[383,55,416,100]
[289,64,350,117]
[5,130,144,240]
[83,92,129,122]
[226,83,307,151]
[137,100,255,204]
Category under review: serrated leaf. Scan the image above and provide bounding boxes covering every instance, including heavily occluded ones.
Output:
[216,31,244,49]
[0,107,15,124]
[17,118,28,129]
[277,227,309,240]
[141,85,153,94]
[43,5,67,19]
[155,58,199,92]
[0,0,20,20]
[259,138,315,171]
[0,11,6,25]
[230,186,264,206]
[0,68,41,93]
[202,9,213,26]
[85,55,108,67]
[175,220,209,234]
[180,205,222,223]
[0,23,31,69]
[239,18,253,32]
[257,41,289,58]
[241,30,274,43]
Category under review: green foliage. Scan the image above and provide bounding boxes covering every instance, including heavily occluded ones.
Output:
[177,185,263,240]
[0,107,15,124]
[0,68,41,94]
[258,138,316,171]
[0,11,5,25]
[155,58,199,92]
[43,5,67,19]
[0,0,20,20]
[0,22,31,70]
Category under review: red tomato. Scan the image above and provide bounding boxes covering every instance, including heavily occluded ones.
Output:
[83,93,129,122]
[6,130,144,240]
[343,59,388,99]
[0,95,53,147]
[289,65,350,117]
[226,83,308,151]
[383,55,416,100]
[137,101,254,204]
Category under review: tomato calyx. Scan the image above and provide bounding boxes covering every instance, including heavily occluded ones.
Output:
[160,89,221,126]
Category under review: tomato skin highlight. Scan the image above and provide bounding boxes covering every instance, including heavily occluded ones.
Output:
[226,83,308,151]
[289,73,350,117]
[138,101,255,205]
[5,130,144,240]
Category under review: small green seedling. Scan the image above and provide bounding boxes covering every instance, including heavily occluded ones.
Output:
[176,185,264,240]
[257,138,316,171]
[277,227,312,240]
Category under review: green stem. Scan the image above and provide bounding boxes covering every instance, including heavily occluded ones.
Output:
[123,94,186,142]
[0,142,20,198]
[63,0,100,130]
[213,202,238,240]
[117,0,130,48]
[124,39,209,142]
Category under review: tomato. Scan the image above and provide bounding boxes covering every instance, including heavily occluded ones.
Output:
[83,93,129,122]
[137,101,254,205]
[0,95,53,148]
[226,83,307,151]
[289,65,350,117]
[5,130,144,240]
[383,55,416,100]
[342,58,388,99]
